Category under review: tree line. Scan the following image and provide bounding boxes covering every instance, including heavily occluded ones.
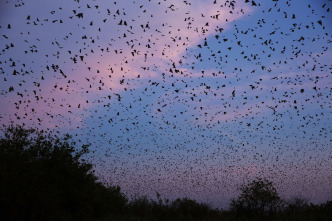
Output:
[0,126,331,220]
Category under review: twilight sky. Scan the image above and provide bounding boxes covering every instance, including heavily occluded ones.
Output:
[0,0,331,208]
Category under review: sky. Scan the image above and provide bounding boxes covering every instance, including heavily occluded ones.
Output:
[0,0,331,208]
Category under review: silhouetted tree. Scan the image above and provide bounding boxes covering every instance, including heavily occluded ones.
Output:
[230,177,282,217]
[0,125,127,221]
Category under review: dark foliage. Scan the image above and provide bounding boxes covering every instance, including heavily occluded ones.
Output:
[0,125,127,221]
[127,196,156,217]
[126,194,217,220]
[171,197,211,218]
[285,197,310,214]
[1,126,331,221]
[230,177,282,217]
[281,199,332,221]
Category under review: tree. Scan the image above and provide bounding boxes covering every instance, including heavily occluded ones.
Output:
[0,125,127,221]
[230,177,281,217]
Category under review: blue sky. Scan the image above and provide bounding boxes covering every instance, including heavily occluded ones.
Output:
[0,0,331,208]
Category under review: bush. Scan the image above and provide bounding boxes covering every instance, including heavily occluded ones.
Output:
[285,197,309,214]
[127,196,154,217]
[171,197,211,218]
